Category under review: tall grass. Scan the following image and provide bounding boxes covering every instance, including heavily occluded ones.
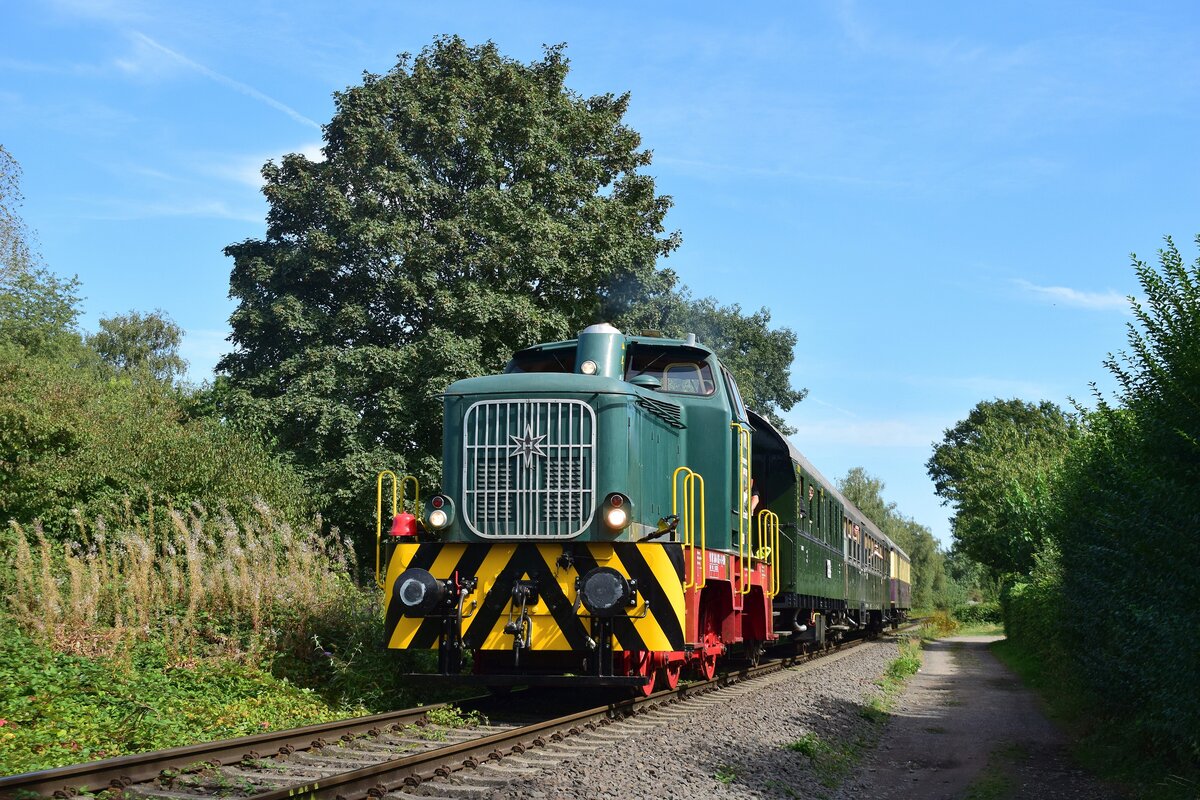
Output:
[6,502,358,662]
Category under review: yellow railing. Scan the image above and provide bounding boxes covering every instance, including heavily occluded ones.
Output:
[756,509,781,598]
[732,422,752,595]
[375,471,420,589]
[672,466,707,590]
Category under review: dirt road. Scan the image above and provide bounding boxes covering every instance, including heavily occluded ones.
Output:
[835,635,1128,800]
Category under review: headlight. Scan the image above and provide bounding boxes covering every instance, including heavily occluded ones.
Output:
[580,359,598,375]
[602,492,632,530]
[605,506,627,528]
[424,495,454,530]
[394,568,446,616]
[579,567,633,616]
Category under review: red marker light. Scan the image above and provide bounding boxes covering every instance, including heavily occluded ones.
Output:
[390,513,417,537]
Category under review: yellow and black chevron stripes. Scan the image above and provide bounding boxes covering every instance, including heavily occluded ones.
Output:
[384,542,685,653]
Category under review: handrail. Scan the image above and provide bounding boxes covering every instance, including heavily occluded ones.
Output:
[375,472,421,589]
[376,470,399,589]
[756,509,780,598]
[732,422,752,595]
[672,466,707,590]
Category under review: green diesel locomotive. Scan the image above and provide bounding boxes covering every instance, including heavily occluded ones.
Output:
[379,324,910,693]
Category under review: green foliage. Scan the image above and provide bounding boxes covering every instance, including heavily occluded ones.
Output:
[951,600,1001,624]
[886,639,922,681]
[0,616,355,774]
[219,36,680,545]
[424,705,484,728]
[0,345,311,533]
[1044,235,1200,769]
[784,732,858,787]
[919,610,960,639]
[1,147,84,362]
[861,638,923,722]
[87,309,188,383]
[926,398,1076,575]
[837,467,947,608]
[0,502,445,773]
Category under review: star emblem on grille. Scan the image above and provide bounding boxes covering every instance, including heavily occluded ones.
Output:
[508,424,548,470]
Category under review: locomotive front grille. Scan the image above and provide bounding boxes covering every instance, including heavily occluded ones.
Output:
[462,399,596,538]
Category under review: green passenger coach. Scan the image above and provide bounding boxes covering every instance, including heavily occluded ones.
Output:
[379,324,910,693]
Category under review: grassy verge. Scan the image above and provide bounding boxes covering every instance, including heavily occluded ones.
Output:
[0,508,448,775]
[917,610,1004,640]
[991,638,1199,800]
[0,617,360,774]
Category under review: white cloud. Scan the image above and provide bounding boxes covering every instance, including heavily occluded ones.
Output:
[215,142,325,189]
[84,198,264,223]
[788,416,949,449]
[1014,279,1131,312]
[122,32,321,131]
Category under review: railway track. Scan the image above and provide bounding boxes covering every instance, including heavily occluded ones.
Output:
[2,627,917,800]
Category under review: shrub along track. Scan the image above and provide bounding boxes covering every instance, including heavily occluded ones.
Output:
[1,627,914,800]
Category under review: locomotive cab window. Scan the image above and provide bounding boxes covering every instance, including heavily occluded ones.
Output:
[626,346,716,396]
[505,345,578,373]
[723,367,748,421]
[662,362,708,394]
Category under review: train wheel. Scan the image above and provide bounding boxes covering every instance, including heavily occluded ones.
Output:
[632,650,657,697]
[697,602,719,680]
[661,661,682,690]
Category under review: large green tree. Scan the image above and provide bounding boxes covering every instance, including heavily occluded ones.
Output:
[219,37,681,533]
[926,398,1076,576]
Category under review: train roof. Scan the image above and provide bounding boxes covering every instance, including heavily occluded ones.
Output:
[510,327,718,360]
[747,409,910,561]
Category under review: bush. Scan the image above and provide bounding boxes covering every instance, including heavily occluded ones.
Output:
[0,347,312,537]
[952,600,1001,624]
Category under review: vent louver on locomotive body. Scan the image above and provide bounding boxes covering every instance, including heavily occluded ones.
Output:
[462,399,596,539]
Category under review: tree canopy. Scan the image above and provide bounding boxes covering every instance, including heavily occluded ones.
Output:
[927,398,1076,576]
[219,36,809,538]
[1,146,82,361]
[88,309,188,383]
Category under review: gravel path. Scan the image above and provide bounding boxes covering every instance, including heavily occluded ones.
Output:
[408,634,1131,800]
[413,638,905,799]
[833,635,1128,800]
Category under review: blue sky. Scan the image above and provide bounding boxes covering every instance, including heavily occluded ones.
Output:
[4,1,1199,546]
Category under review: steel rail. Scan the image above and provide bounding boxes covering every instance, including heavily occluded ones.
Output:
[0,703,449,799]
[3,624,919,800]
[255,633,899,800]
